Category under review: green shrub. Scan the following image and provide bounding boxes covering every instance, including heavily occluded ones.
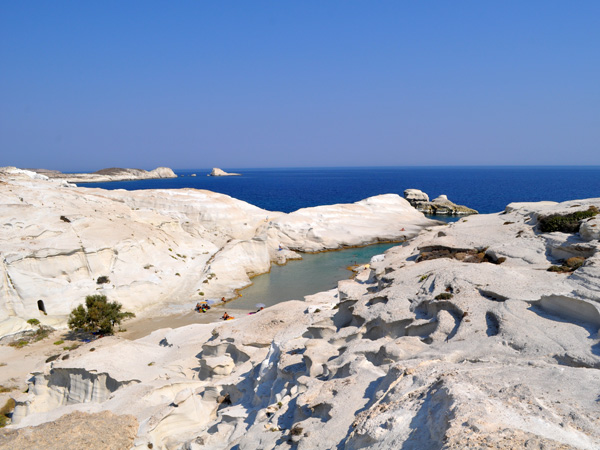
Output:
[68,295,135,335]
[548,256,585,273]
[539,207,598,233]
[53,339,64,345]
[9,339,29,348]
[0,398,16,428]
[434,293,453,300]
[27,318,40,326]
[96,276,110,284]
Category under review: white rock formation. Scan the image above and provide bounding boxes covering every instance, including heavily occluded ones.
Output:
[6,197,600,449]
[404,188,429,203]
[0,174,438,338]
[404,188,478,215]
[22,166,177,183]
[208,168,241,176]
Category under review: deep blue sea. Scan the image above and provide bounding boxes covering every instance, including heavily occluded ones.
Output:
[78,166,600,215]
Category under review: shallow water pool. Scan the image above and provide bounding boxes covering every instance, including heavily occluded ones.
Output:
[231,242,399,310]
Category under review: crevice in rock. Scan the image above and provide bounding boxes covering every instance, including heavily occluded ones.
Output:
[364,319,412,341]
[485,311,501,336]
[479,289,508,302]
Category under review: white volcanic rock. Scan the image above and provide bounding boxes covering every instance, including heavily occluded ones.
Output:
[208,168,241,176]
[24,166,178,183]
[269,194,436,252]
[403,188,429,202]
[0,176,437,337]
[404,188,478,215]
[580,217,600,241]
[7,197,600,449]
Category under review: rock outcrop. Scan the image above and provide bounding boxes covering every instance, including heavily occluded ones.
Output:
[6,197,600,449]
[208,168,241,176]
[25,166,177,183]
[0,173,439,338]
[404,188,478,215]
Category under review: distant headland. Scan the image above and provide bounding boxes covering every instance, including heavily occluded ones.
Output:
[26,166,177,183]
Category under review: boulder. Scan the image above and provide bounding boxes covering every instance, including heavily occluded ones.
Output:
[403,188,429,203]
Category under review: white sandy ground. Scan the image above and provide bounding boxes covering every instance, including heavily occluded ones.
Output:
[0,305,247,409]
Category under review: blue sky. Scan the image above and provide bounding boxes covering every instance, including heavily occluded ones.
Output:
[1,1,598,171]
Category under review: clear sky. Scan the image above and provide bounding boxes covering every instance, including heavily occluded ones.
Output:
[1,1,599,171]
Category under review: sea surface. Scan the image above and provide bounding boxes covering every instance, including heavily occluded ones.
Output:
[233,243,397,310]
[79,166,600,214]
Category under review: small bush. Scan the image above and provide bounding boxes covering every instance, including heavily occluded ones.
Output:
[565,257,585,269]
[54,339,64,345]
[27,318,40,326]
[0,398,16,428]
[290,425,303,436]
[435,293,453,300]
[548,256,585,273]
[539,207,598,233]
[68,294,135,335]
[96,276,110,285]
[9,339,29,348]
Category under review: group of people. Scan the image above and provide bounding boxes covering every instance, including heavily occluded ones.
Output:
[195,298,265,321]
[195,302,211,313]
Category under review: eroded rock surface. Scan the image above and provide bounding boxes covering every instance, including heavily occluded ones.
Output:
[7,197,600,449]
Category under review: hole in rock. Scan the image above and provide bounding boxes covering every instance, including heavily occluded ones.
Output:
[485,311,501,336]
